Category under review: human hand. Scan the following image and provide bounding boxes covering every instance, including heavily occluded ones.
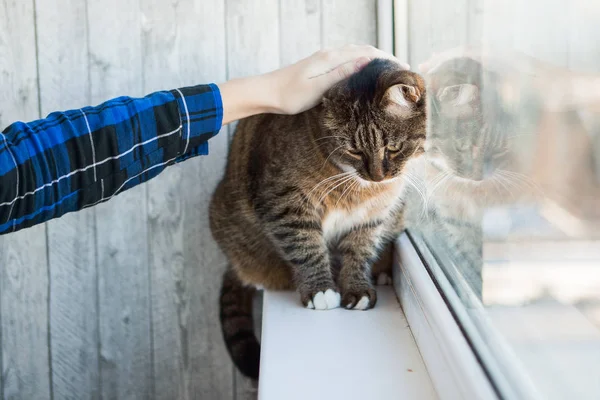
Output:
[264,45,409,115]
[219,45,409,125]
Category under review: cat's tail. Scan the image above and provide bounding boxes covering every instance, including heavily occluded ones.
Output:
[219,267,260,380]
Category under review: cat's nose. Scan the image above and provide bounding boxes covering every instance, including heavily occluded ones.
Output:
[369,167,385,182]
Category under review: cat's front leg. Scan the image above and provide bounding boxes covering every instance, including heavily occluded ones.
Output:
[262,205,340,310]
[337,222,387,310]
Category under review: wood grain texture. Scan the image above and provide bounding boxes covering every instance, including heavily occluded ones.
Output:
[35,0,100,398]
[226,0,280,79]
[279,0,322,65]
[0,1,385,399]
[87,1,153,399]
[322,0,377,48]
[0,1,51,399]
[225,1,280,397]
[142,0,232,398]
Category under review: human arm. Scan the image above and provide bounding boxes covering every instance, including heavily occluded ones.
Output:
[0,45,405,235]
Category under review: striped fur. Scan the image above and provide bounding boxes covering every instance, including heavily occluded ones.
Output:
[209,60,427,378]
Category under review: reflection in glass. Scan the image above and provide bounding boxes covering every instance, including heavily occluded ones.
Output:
[401,3,600,396]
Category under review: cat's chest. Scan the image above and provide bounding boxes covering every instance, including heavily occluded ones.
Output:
[321,181,405,242]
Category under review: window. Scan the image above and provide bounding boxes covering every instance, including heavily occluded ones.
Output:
[392,0,600,398]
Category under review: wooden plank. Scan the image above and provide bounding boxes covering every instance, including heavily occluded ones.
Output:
[141,0,232,398]
[225,1,280,398]
[35,0,100,398]
[0,1,51,399]
[321,0,377,47]
[86,1,154,399]
[226,0,280,79]
[279,0,322,65]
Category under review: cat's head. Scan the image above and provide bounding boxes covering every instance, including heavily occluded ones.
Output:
[319,59,427,183]
[426,57,511,181]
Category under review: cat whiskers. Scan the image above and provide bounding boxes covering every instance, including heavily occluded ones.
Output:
[321,145,345,169]
[402,172,428,218]
[489,173,514,199]
[314,135,346,142]
[423,170,451,216]
[496,169,545,198]
[335,176,360,208]
[305,171,356,206]
[318,173,358,204]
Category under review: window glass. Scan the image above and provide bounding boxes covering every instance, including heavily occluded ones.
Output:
[398,1,600,398]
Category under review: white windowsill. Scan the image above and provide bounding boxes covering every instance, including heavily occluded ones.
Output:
[258,286,437,400]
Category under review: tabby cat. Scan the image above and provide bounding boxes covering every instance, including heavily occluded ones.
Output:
[209,59,427,379]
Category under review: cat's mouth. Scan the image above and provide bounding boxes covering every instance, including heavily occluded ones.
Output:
[356,175,403,186]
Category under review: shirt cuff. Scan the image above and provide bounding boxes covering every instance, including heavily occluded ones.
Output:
[171,83,223,156]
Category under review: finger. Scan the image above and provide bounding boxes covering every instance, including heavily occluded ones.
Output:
[324,45,410,70]
[330,57,372,84]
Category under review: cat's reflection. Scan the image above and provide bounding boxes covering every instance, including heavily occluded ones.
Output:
[405,57,530,302]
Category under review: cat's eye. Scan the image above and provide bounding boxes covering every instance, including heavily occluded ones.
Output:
[387,144,404,154]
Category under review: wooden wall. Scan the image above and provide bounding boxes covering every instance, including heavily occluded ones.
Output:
[0,1,376,399]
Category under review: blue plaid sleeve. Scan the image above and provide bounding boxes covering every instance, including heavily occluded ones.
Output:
[0,83,223,235]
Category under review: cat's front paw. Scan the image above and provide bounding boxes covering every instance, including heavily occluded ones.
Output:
[301,288,341,310]
[342,286,377,310]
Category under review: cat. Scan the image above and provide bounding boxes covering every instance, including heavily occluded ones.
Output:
[209,59,427,379]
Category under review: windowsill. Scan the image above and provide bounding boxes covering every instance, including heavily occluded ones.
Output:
[258,286,437,400]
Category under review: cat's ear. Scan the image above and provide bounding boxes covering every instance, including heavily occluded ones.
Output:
[437,84,479,117]
[383,84,422,117]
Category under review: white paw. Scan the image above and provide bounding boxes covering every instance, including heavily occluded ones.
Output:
[346,296,371,310]
[311,289,341,310]
[306,300,315,309]
[376,273,392,286]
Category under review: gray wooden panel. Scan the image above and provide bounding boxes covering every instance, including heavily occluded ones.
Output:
[226,0,280,79]
[35,0,100,398]
[322,0,377,48]
[0,1,51,399]
[225,1,280,398]
[279,0,322,65]
[86,1,153,399]
[141,0,232,399]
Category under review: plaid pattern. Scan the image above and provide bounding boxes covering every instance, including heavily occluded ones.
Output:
[0,83,223,235]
